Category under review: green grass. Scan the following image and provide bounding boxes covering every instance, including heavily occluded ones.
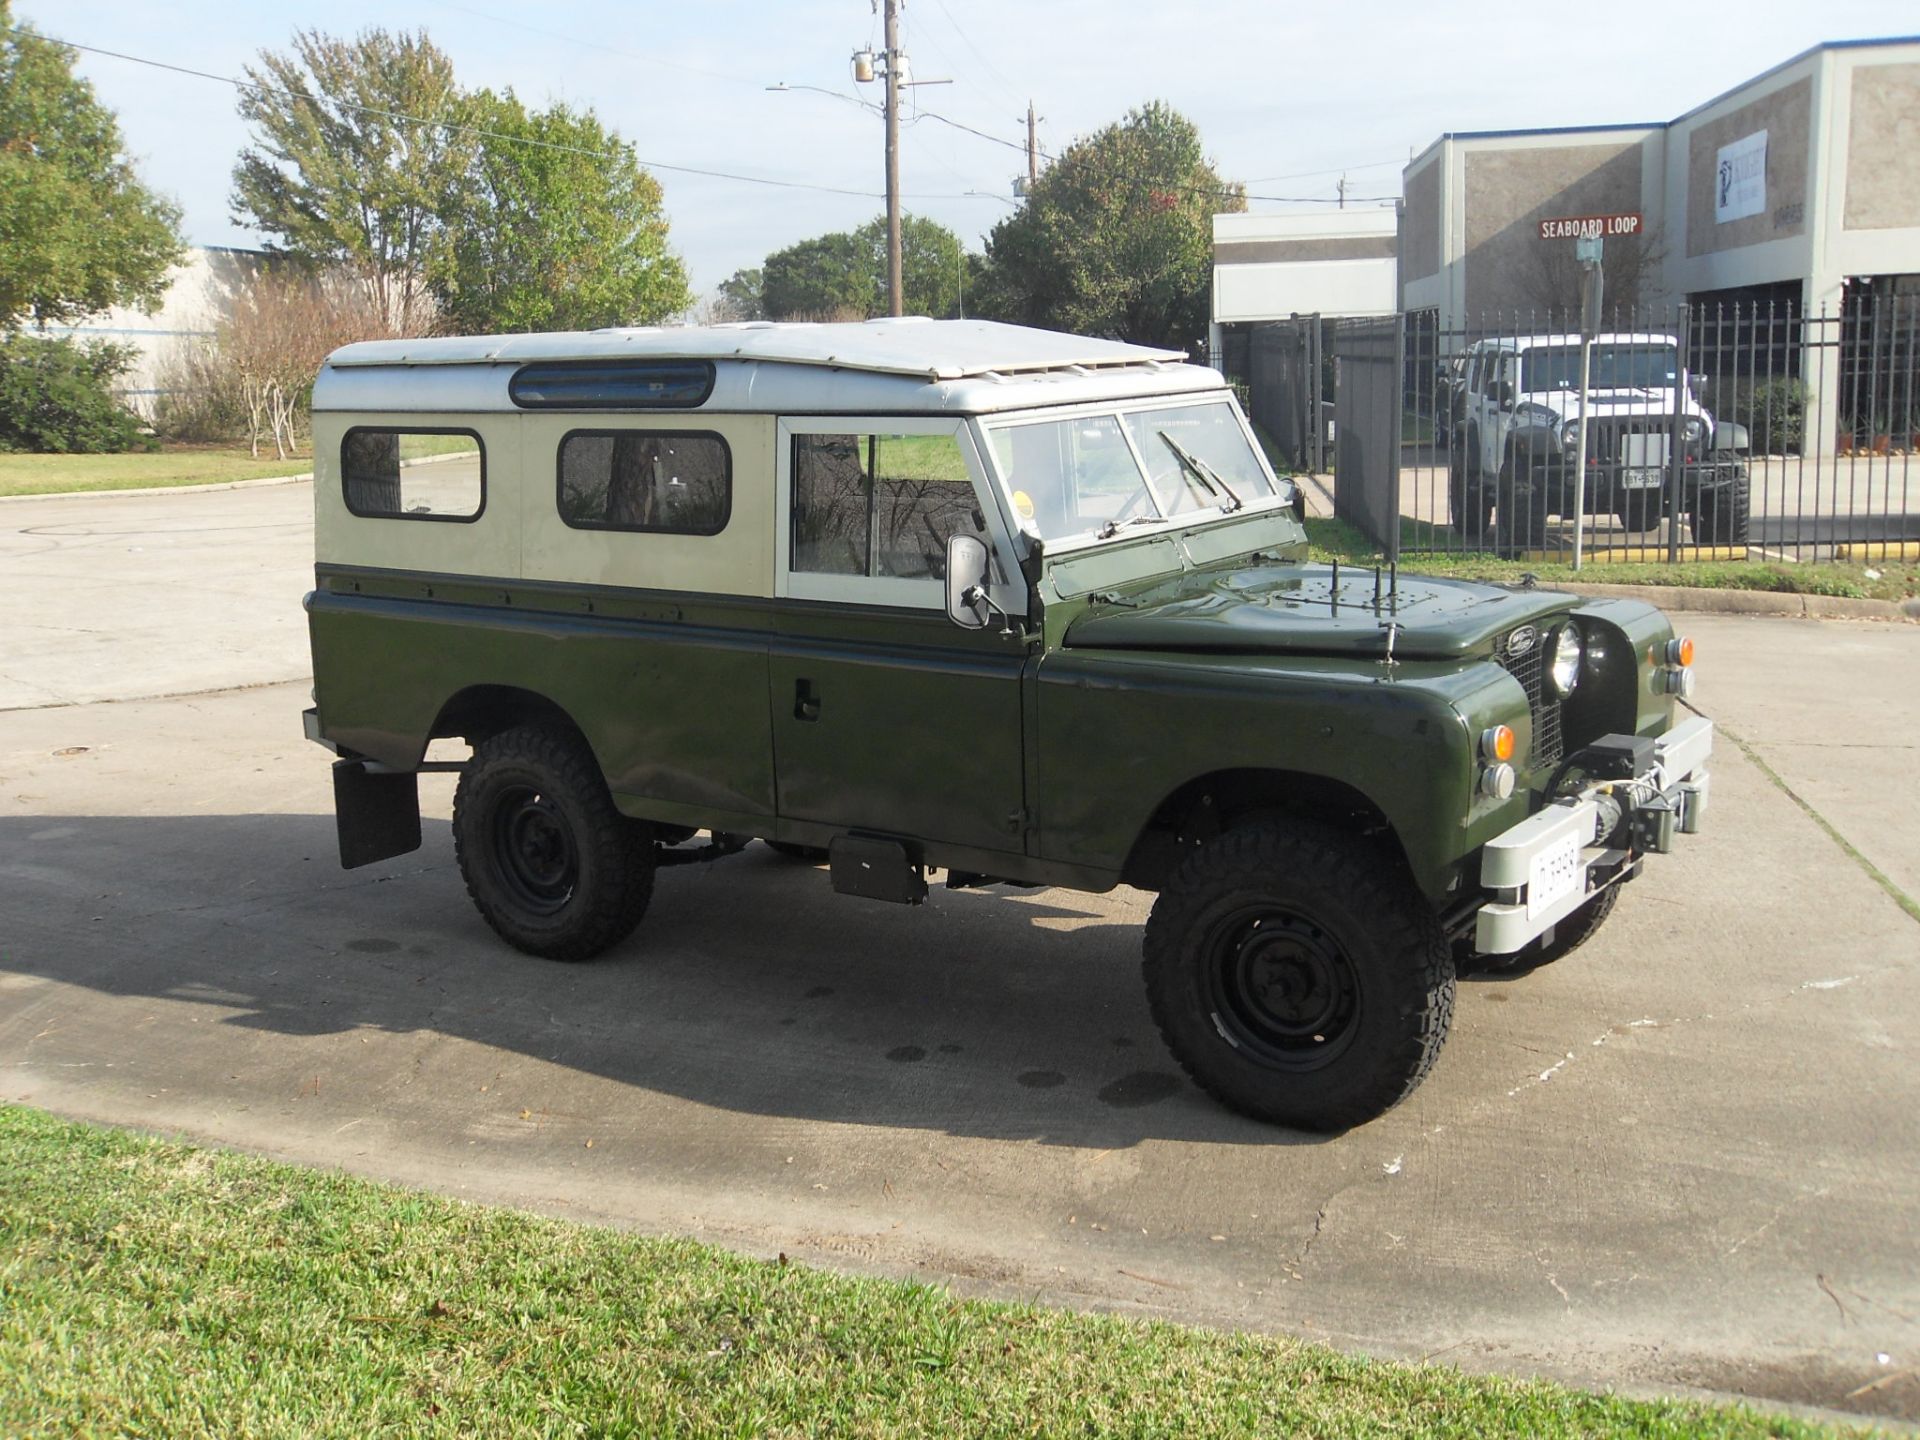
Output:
[0,1104,1866,1438]
[1301,516,1919,602]
[0,444,314,497]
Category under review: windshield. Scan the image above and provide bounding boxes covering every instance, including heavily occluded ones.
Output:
[1521,344,1679,394]
[984,399,1276,542]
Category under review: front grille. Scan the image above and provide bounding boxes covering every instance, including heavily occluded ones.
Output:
[1496,628,1564,769]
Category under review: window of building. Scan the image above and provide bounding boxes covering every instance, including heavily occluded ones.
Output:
[341,428,484,521]
[790,432,987,580]
[557,431,730,534]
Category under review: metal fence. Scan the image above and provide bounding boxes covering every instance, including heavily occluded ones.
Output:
[1329,316,1402,552]
[1257,295,1919,564]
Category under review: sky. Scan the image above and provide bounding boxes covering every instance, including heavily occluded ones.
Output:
[31,0,1920,299]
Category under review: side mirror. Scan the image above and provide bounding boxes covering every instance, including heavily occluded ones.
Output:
[944,533,992,630]
[1496,381,1515,410]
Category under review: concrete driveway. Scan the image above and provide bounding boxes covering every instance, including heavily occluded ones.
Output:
[2,486,1917,1424]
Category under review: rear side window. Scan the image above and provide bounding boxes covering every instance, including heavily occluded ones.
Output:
[558,430,730,535]
[791,432,986,580]
[341,428,484,521]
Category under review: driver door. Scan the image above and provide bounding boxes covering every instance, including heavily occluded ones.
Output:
[768,416,1031,856]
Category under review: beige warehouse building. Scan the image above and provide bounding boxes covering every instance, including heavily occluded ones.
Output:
[1399,36,1920,327]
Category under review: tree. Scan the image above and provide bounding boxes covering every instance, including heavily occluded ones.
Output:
[1514,232,1668,323]
[713,267,765,321]
[0,1,183,328]
[232,28,472,335]
[215,268,397,458]
[430,91,689,334]
[760,215,968,320]
[977,103,1244,353]
[763,230,873,320]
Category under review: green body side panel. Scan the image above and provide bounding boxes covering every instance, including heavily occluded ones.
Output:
[308,567,779,820]
[767,602,1030,854]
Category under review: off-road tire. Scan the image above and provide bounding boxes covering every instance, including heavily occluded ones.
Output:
[1448,447,1494,543]
[452,723,655,961]
[1142,822,1454,1132]
[765,840,829,863]
[1616,492,1664,535]
[1689,481,1751,547]
[1494,463,1547,556]
[1471,885,1621,976]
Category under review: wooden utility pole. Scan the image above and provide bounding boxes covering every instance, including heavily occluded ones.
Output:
[884,0,903,316]
[1026,101,1039,189]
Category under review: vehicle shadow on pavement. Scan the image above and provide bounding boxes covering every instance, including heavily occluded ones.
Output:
[0,813,1327,1150]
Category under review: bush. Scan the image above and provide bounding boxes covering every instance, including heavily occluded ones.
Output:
[1721,376,1807,455]
[151,338,250,444]
[0,334,153,452]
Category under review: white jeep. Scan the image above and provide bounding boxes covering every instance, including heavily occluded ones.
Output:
[1449,333,1751,551]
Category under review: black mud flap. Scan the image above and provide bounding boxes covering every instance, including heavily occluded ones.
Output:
[332,760,421,869]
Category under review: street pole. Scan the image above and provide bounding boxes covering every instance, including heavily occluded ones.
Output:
[1571,234,1605,572]
[884,0,903,317]
[1026,101,1039,190]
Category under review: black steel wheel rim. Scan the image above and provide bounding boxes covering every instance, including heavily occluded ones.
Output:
[1203,902,1361,1072]
[492,784,578,915]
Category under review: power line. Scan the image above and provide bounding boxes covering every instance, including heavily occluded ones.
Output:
[7,23,1010,203]
[10,22,1398,210]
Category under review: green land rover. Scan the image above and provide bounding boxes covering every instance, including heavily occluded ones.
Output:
[303,318,1712,1131]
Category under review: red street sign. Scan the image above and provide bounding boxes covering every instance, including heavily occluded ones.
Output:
[1538,212,1643,240]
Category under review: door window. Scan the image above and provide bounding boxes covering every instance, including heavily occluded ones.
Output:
[791,432,989,581]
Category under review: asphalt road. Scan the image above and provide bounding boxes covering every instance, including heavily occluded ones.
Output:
[3,483,1918,1424]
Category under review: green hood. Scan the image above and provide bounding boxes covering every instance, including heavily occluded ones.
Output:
[1062,564,1577,662]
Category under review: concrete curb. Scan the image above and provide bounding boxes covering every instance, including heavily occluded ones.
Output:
[1557,579,1919,622]
[0,472,312,504]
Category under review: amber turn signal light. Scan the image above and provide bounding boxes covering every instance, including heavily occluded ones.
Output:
[1481,725,1515,763]
[1665,636,1695,666]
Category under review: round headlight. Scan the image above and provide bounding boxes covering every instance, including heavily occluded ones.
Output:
[1548,624,1582,697]
[1559,419,1581,450]
[1683,416,1707,445]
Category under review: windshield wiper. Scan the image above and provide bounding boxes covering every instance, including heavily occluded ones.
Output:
[1156,431,1244,513]
[1096,513,1164,540]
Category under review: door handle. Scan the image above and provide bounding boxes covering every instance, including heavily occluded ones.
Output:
[794,678,821,722]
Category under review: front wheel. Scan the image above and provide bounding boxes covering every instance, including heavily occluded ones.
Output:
[1690,481,1750,546]
[452,724,655,961]
[1143,823,1454,1132]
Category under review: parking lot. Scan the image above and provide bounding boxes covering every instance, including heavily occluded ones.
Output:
[3,481,1918,1423]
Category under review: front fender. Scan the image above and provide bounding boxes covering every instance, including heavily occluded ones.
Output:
[1034,649,1512,899]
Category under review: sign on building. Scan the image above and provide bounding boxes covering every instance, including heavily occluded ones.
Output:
[1715,130,1768,223]
[1537,212,1643,241]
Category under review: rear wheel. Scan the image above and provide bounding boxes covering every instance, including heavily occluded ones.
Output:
[452,724,654,961]
[1689,481,1750,547]
[1143,822,1454,1132]
[1448,447,1494,543]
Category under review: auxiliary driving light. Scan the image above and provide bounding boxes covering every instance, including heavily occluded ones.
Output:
[1480,763,1517,800]
[1481,725,1515,762]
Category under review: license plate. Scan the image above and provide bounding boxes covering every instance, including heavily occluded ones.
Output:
[1526,833,1584,919]
[1622,467,1663,489]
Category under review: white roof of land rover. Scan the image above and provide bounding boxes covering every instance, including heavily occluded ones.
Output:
[314,318,1223,416]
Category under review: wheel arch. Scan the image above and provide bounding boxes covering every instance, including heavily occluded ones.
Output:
[430,684,588,750]
[1121,766,1413,893]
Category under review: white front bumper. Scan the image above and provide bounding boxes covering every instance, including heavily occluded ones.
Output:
[1473,715,1713,955]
